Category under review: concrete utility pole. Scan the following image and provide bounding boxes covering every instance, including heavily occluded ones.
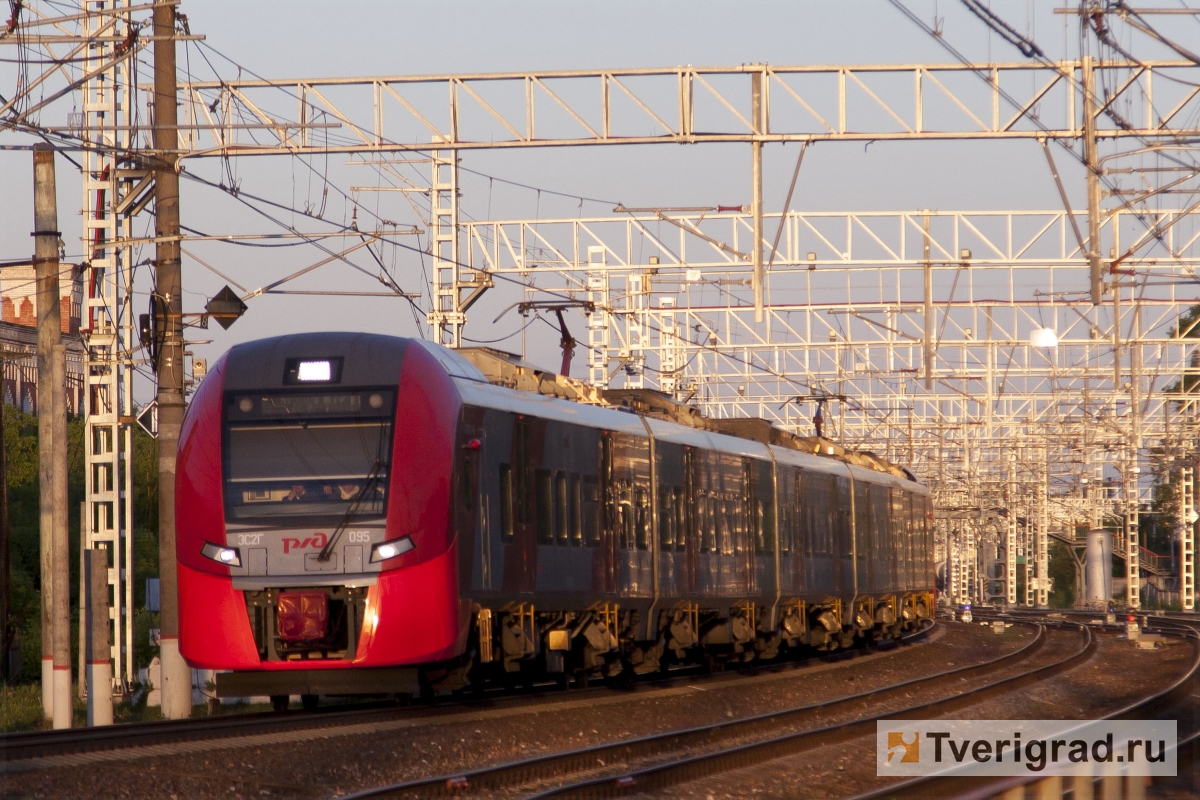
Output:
[84,549,112,726]
[0,355,9,683]
[1081,55,1104,306]
[751,70,764,324]
[33,143,70,726]
[50,345,69,728]
[153,0,191,719]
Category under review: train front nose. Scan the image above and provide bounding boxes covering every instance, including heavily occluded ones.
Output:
[178,334,466,671]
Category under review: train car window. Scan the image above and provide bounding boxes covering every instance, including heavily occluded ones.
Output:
[461,455,474,512]
[759,461,775,556]
[756,501,767,554]
[778,504,789,554]
[872,484,888,554]
[726,495,737,553]
[795,470,808,555]
[635,487,650,550]
[673,487,686,551]
[555,472,569,545]
[778,468,793,555]
[890,487,904,569]
[514,420,532,525]
[569,474,583,546]
[683,450,697,552]
[582,476,600,547]
[223,389,395,523]
[744,460,762,555]
[618,485,634,550]
[499,464,514,542]
[599,435,613,545]
[855,481,871,559]
[836,476,851,559]
[535,468,554,544]
[659,484,674,549]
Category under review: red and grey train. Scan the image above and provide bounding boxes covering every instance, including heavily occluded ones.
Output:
[176,332,934,702]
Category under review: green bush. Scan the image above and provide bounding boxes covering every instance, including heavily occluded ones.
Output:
[3,406,159,684]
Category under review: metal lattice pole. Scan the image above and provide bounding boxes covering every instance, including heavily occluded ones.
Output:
[1007,455,1018,607]
[586,246,610,387]
[428,140,463,347]
[79,0,137,694]
[1181,465,1195,612]
[1037,451,1049,609]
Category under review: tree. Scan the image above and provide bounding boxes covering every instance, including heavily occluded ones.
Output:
[2,407,159,681]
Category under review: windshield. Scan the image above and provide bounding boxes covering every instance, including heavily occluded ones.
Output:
[223,389,395,522]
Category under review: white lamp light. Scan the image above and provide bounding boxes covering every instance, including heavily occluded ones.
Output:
[1030,327,1058,348]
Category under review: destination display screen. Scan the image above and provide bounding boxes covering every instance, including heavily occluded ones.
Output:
[227,390,393,420]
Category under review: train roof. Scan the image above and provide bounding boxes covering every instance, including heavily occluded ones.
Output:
[214,333,921,490]
[417,341,923,490]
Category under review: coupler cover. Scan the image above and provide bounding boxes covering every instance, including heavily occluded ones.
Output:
[277,590,329,642]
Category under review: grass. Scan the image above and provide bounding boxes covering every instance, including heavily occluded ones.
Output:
[1,683,50,732]
[0,682,282,732]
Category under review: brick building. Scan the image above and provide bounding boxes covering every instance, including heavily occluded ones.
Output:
[0,265,84,414]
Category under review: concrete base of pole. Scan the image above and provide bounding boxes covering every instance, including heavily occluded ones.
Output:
[52,666,71,728]
[86,663,113,726]
[41,656,53,720]
[159,637,192,719]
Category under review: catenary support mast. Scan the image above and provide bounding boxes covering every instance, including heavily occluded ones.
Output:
[153,0,191,719]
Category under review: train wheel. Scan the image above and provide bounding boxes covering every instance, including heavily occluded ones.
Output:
[270,695,289,712]
[301,694,319,712]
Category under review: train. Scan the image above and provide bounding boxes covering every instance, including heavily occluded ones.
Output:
[175,332,934,706]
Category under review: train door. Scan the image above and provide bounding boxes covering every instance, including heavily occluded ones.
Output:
[681,447,698,597]
[455,407,484,592]
[655,441,685,599]
[594,432,619,595]
[854,479,872,596]
[834,476,851,595]
[741,459,757,596]
[500,416,538,594]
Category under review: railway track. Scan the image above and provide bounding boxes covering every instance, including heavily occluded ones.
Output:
[841,612,1200,800]
[0,619,935,767]
[338,619,1085,799]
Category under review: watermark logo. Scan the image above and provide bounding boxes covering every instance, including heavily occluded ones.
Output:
[887,731,920,764]
[877,720,1176,777]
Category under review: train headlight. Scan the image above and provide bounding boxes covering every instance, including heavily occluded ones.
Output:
[201,542,242,567]
[370,536,415,564]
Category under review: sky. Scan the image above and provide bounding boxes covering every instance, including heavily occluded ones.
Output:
[1,0,1195,403]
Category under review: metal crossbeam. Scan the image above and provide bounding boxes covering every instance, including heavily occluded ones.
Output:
[173,60,1200,156]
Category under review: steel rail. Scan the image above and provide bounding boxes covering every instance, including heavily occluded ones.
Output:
[337,620,1068,799]
[0,620,934,763]
[516,623,1092,800]
[844,614,1200,800]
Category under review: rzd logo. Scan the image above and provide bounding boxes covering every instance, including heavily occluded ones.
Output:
[887,731,920,763]
[282,532,328,554]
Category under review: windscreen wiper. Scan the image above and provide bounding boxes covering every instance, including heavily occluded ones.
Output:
[317,458,385,563]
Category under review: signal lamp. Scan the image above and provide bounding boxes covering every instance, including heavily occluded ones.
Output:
[201,542,242,567]
[297,360,332,382]
[371,536,415,564]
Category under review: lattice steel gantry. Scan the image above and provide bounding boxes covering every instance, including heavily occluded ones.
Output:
[5,6,1200,622]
